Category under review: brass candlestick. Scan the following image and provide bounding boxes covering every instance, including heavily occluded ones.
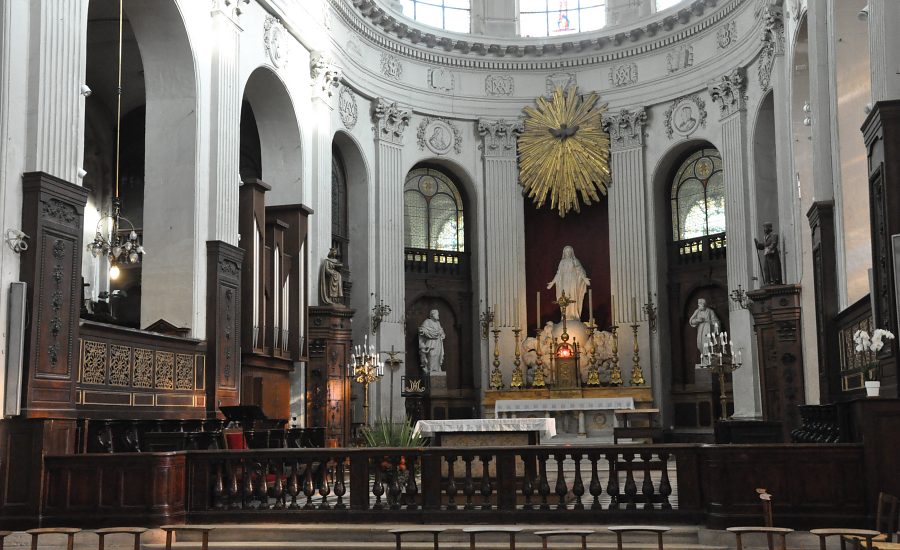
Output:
[697,331,743,420]
[510,328,524,389]
[532,328,547,388]
[585,319,600,386]
[629,322,645,386]
[609,323,623,386]
[489,327,504,390]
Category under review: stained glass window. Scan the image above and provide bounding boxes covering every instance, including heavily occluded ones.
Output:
[670,148,725,241]
[399,0,471,33]
[520,0,607,38]
[331,150,349,264]
[655,0,684,11]
[404,168,464,252]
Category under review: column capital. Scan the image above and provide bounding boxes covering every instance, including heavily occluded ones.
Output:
[310,51,342,101]
[211,0,250,27]
[372,99,412,145]
[760,1,785,56]
[602,107,648,151]
[477,118,523,157]
[708,67,747,119]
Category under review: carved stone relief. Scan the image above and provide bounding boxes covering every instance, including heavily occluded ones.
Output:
[310,52,342,98]
[428,67,455,92]
[667,45,694,73]
[380,53,403,80]
[264,15,289,68]
[610,63,638,88]
[338,86,358,129]
[41,199,78,227]
[485,74,514,96]
[602,108,648,150]
[372,99,412,145]
[717,21,737,49]
[477,119,523,157]
[417,117,462,155]
[664,95,708,139]
[546,72,576,95]
[709,67,747,118]
[758,42,776,91]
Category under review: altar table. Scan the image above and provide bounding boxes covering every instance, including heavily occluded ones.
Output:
[413,418,557,446]
[494,397,635,438]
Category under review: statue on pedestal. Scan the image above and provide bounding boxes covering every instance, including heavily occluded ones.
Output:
[418,309,445,375]
[547,246,590,320]
[319,247,344,305]
[689,298,720,355]
[754,222,783,285]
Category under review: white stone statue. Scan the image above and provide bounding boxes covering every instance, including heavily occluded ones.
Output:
[521,336,538,384]
[539,321,554,354]
[587,330,616,361]
[418,309,446,374]
[688,298,720,355]
[319,247,343,306]
[547,245,590,320]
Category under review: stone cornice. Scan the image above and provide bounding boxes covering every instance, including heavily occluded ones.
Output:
[329,0,749,71]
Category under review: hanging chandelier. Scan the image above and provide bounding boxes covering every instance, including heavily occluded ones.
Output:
[86,0,144,280]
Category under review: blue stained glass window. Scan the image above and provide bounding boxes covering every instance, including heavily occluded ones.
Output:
[399,0,471,33]
[519,0,609,37]
[671,148,726,241]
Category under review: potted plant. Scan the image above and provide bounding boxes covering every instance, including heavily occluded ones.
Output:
[853,328,895,397]
[359,418,426,506]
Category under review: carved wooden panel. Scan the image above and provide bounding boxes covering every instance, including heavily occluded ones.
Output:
[206,241,244,415]
[307,306,353,446]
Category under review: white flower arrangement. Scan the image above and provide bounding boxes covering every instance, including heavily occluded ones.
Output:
[853,328,895,380]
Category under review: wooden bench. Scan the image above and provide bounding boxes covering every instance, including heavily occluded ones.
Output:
[161,525,215,550]
[26,528,81,550]
[533,529,594,550]
[94,527,148,550]
[613,409,663,444]
[388,527,448,550]
[727,526,794,550]
[809,528,881,550]
[608,525,671,550]
[461,526,523,550]
[0,531,12,550]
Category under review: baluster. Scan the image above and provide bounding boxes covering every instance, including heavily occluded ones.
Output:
[212,462,225,509]
[538,453,551,510]
[303,458,316,509]
[640,450,655,510]
[288,459,301,509]
[272,459,285,509]
[242,460,253,509]
[227,460,240,510]
[554,452,568,509]
[588,452,603,511]
[372,456,385,510]
[388,455,403,510]
[605,452,620,510]
[623,452,637,510]
[658,451,673,509]
[446,455,458,510]
[571,453,585,510]
[256,461,270,509]
[522,452,535,510]
[405,453,419,509]
[318,457,332,509]
[479,454,493,510]
[462,454,475,510]
[333,456,347,509]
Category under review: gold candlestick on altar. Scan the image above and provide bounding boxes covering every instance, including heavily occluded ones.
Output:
[489,327,504,390]
[629,321,645,386]
[609,322,623,387]
[532,327,547,388]
[585,319,600,386]
[510,328,524,389]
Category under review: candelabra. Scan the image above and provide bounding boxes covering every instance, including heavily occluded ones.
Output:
[730,284,753,310]
[371,299,392,334]
[347,336,384,426]
[489,327,504,390]
[697,329,743,420]
[629,321,645,386]
[643,291,658,333]
[532,328,547,388]
[585,319,600,386]
[608,322,623,386]
[510,328,524,389]
[479,306,495,340]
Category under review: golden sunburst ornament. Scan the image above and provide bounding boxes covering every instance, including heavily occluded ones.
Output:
[519,86,611,217]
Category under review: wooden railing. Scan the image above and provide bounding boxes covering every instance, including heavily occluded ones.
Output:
[404,248,469,278]
[669,232,727,266]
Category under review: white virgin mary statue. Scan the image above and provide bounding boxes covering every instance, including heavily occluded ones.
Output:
[547,245,591,320]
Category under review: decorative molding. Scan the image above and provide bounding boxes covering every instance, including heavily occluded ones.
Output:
[609,63,638,87]
[346,37,364,58]
[546,72,576,95]
[41,198,78,227]
[331,0,746,69]
[477,119,523,157]
[211,0,250,24]
[760,1,785,54]
[219,258,241,278]
[708,67,747,118]
[380,52,403,80]
[667,45,694,73]
[485,74,514,96]
[758,41,775,90]
[417,117,462,155]
[427,67,455,92]
[48,239,66,368]
[602,108,648,150]
[664,94,708,138]
[372,99,412,145]
[264,14,289,67]
[310,51,342,98]
[338,86,359,129]
[717,20,737,49]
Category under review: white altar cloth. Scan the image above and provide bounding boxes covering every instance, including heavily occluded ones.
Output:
[414,418,557,439]
[494,397,635,418]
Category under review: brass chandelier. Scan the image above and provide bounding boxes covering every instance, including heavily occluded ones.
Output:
[86,0,144,279]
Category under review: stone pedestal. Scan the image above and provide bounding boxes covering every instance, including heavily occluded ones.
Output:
[747,284,805,441]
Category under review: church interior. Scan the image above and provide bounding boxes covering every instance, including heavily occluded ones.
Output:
[1,0,899,547]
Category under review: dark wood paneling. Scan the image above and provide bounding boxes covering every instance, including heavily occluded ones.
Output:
[20,172,89,418]
[841,398,900,516]
[206,241,244,415]
[807,201,840,403]
[307,306,353,446]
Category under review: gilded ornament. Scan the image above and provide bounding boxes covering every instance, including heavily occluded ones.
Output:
[519,87,611,218]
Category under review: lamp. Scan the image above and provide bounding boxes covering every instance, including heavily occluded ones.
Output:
[371,298,391,334]
[347,334,384,426]
[730,284,753,309]
[86,0,145,278]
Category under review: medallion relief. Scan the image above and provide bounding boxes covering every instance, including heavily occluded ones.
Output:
[717,20,737,49]
[664,95,708,139]
[609,63,638,88]
[417,117,462,155]
[428,67,455,92]
[339,86,359,129]
[264,15,289,68]
[667,45,694,73]
[380,53,403,80]
[485,74,514,96]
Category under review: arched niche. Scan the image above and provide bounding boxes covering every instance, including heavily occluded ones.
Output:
[241,66,303,206]
[751,90,780,272]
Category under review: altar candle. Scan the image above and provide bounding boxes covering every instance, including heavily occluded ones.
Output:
[588,287,593,321]
[631,297,637,322]
[536,291,541,329]
[611,294,616,324]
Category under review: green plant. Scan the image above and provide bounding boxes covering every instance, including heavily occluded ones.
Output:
[359,417,426,448]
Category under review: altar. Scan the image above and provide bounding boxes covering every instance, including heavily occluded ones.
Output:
[413,417,557,446]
